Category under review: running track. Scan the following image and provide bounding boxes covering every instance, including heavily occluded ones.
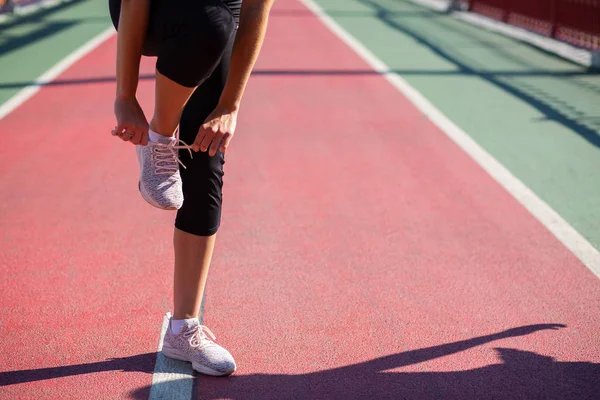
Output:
[0,0,599,399]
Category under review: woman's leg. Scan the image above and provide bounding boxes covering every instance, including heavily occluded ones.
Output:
[150,0,237,136]
[161,22,238,379]
[150,72,195,136]
[173,230,216,320]
[173,30,235,320]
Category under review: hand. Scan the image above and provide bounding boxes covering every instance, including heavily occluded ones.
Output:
[193,106,238,156]
[499,324,566,338]
[112,96,149,145]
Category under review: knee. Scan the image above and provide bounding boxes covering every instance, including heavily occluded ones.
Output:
[175,204,222,237]
[175,152,225,236]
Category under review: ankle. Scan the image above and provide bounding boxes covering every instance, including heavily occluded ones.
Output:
[149,119,176,137]
[173,312,199,320]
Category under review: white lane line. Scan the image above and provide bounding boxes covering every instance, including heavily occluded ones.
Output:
[149,313,195,400]
[0,26,115,121]
[299,0,600,279]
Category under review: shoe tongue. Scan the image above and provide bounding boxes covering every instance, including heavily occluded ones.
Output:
[156,135,177,145]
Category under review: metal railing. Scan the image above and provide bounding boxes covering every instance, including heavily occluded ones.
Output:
[0,0,15,13]
[0,0,58,15]
[467,0,600,50]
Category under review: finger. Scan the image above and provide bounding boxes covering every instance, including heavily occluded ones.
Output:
[139,130,149,146]
[140,125,149,145]
[112,124,125,136]
[130,130,143,145]
[119,128,134,142]
[208,131,225,157]
[130,126,147,145]
[193,130,206,152]
[220,132,233,153]
[200,129,217,152]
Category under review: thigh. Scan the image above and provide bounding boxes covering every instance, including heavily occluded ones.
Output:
[108,0,235,58]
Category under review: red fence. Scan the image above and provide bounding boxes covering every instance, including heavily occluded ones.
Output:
[466,0,600,50]
[1,0,41,12]
[1,0,32,7]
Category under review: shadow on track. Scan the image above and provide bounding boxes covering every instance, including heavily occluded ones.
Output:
[3,324,598,399]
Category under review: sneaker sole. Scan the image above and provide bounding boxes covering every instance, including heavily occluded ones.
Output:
[162,345,236,377]
[138,181,179,211]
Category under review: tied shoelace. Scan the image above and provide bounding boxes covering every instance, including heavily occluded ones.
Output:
[150,139,194,174]
[184,325,218,349]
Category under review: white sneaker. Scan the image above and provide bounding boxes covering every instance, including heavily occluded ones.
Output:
[136,136,192,210]
[162,318,237,376]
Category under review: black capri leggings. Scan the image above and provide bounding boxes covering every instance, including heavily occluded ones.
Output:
[109,0,242,236]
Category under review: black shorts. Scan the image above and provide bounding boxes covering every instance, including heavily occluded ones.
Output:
[109,0,241,236]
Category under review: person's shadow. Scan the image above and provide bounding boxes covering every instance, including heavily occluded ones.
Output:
[2,324,598,399]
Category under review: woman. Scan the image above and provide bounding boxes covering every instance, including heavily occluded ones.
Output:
[109,0,274,376]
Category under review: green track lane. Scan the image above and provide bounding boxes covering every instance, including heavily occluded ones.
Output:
[0,0,111,104]
[314,0,600,251]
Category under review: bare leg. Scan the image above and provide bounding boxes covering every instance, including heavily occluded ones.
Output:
[173,228,216,320]
[150,71,195,136]
[165,228,236,376]
[151,71,218,320]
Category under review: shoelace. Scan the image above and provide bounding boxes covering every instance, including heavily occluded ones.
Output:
[184,325,218,349]
[150,139,194,174]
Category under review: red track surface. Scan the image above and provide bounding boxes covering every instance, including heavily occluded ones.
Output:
[1,1,599,399]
